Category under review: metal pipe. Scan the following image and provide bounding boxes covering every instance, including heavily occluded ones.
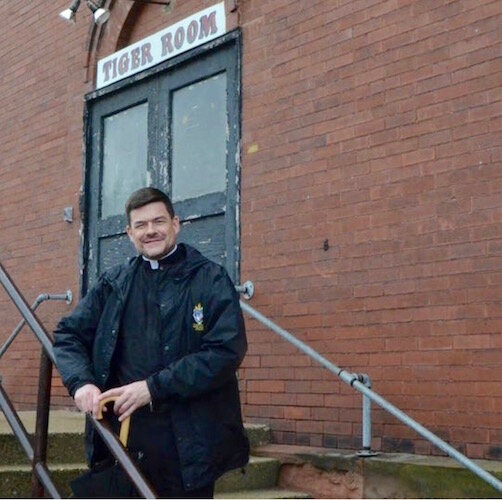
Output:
[33,463,61,499]
[357,374,376,457]
[0,291,72,360]
[32,350,53,498]
[361,374,371,451]
[235,281,254,300]
[42,290,73,304]
[89,415,157,498]
[0,263,56,365]
[0,382,34,461]
[0,312,34,359]
[0,262,154,497]
[0,374,61,498]
[352,379,502,492]
[240,301,356,385]
[240,300,502,494]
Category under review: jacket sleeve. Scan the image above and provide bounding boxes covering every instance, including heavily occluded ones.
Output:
[146,268,247,402]
[53,277,109,397]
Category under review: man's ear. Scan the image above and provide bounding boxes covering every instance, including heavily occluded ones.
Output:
[126,225,133,241]
[173,216,181,235]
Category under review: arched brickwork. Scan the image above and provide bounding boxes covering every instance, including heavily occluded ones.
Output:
[83,0,136,84]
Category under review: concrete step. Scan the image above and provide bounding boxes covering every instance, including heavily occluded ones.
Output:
[215,487,312,498]
[0,411,285,496]
[254,443,502,499]
[0,411,271,466]
[0,410,85,466]
[245,422,273,448]
[0,432,86,467]
[4,411,502,498]
[0,463,86,498]
[0,410,288,496]
[216,456,279,493]
[0,456,281,498]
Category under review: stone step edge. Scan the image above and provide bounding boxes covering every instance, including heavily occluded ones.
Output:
[252,443,502,474]
[253,443,502,499]
[215,487,312,499]
[0,411,271,446]
[0,455,278,471]
[0,456,284,496]
[0,410,84,435]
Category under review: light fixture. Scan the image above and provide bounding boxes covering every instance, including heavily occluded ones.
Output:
[59,0,110,25]
[59,0,171,25]
[59,0,81,23]
[86,0,110,25]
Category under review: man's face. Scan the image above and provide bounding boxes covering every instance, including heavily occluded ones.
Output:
[126,201,180,260]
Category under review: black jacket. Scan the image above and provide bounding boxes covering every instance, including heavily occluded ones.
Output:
[54,244,249,490]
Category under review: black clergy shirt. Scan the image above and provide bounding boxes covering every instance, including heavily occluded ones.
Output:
[108,247,183,388]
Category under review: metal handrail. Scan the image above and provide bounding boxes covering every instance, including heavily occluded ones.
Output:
[0,371,60,498]
[0,291,72,359]
[2,259,500,493]
[239,299,502,494]
[0,264,57,365]
[0,261,156,498]
[0,288,73,495]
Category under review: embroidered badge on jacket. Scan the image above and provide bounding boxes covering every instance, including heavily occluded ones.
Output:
[192,303,204,332]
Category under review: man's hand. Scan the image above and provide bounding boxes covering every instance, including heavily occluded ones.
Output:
[74,384,102,417]
[99,381,152,422]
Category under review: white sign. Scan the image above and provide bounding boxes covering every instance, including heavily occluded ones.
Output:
[96,3,226,89]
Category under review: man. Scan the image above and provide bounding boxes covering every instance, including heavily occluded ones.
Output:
[54,187,249,498]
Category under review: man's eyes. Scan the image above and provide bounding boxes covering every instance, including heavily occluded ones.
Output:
[134,219,168,229]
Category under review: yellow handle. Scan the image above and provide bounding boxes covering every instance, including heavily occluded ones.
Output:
[97,396,130,448]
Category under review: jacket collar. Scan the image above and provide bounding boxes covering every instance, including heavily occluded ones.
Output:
[142,244,179,269]
[101,243,208,298]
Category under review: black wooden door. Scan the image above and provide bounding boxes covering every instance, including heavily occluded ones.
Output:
[83,33,240,293]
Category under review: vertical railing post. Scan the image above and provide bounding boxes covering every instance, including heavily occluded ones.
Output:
[31,349,53,497]
[357,374,378,457]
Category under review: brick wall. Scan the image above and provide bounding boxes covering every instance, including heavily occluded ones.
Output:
[238,0,502,459]
[0,0,501,459]
[0,1,91,407]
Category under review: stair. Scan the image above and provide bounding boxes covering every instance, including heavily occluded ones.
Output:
[253,443,502,499]
[5,411,500,498]
[0,411,310,498]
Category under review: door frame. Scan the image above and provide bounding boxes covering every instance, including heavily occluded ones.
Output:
[81,29,242,296]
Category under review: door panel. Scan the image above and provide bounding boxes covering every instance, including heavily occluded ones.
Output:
[98,234,133,274]
[178,217,226,267]
[84,35,240,294]
[87,79,158,290]
[171,72,227,202]
[163,42,240,281]
[101,102,149,218]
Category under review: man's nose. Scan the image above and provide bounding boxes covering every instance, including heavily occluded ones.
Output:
[145,222,157,234]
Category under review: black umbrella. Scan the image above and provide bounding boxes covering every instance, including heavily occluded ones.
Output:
[70,397,145,498]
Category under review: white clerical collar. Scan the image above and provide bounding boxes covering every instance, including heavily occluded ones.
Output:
[142,245,178,270]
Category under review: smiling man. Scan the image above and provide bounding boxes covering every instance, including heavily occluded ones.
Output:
[54,187,249,498]
[126,197,180,261]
